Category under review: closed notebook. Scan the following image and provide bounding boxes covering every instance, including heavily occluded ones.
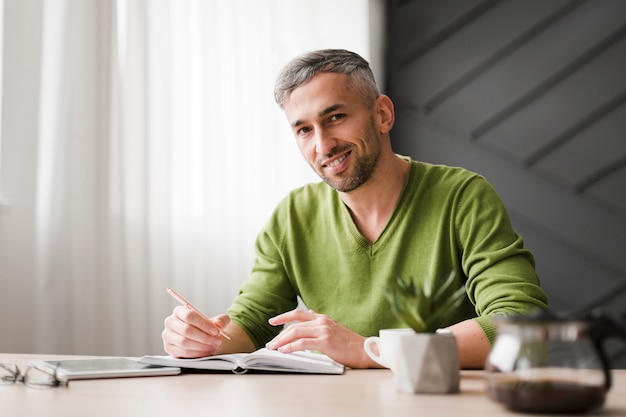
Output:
[139,348,344,375]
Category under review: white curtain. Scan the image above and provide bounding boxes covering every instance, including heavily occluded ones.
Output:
[1,0,380,356]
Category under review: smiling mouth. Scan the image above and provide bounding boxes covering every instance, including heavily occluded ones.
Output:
[324,152,350,168]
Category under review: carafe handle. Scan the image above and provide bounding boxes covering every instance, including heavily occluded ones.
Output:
[586,310,626,391]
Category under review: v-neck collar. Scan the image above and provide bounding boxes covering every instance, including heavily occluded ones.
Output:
[339,157,415,254]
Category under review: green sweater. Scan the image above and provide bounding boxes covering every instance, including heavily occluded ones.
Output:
[228,158,548,349]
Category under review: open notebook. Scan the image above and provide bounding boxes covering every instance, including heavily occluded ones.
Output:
[139,348,344,375]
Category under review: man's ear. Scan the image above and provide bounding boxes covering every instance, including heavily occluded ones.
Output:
[375,95,395,134]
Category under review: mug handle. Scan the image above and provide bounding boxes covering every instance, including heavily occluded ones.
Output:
[363,336,389,368]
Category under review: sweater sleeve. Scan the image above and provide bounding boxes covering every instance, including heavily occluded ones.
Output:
[227,199,299,349]
[455,175,548,343]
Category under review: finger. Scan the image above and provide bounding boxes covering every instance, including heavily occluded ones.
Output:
[266,320,320,350]
[162,325,221,358]
[163,333,220,357]
[163,339,219,358]
[275,337,317,354]
[166,310,222,347]
[174,306,223,337]
[267,333,314,353]
[211,313,231,332]
[269,309,317,326]
[266,321,326,354]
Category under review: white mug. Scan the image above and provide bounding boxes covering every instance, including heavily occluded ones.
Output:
[364,328,460,394]
[363,328,416,369]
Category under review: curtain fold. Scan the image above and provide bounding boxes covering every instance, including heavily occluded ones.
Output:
[15,0,376,356]
[35,0,108,354]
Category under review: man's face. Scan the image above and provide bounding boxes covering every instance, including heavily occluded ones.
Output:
[283,73,381,193]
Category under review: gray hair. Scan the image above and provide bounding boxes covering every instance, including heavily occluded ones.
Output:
[274,49,380,108]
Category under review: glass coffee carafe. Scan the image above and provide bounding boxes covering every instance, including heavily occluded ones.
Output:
[485,310,626,413]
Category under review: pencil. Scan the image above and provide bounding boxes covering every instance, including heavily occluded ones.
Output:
[166,288,231,340]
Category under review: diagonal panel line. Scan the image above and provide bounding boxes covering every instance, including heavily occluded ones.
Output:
[471,23,626,140]
[524,90,626,167]
[398,0,503,68]
[575,154,626,194]
[568,281,626,317]
[424,0,585,113]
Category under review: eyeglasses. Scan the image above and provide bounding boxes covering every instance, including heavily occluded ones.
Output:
[0,362,67,388]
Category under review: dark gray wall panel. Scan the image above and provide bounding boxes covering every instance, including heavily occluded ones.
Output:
[479,38,626,159]
[533,103,626,191]
[387,0,626,367]
[395,0,572,110]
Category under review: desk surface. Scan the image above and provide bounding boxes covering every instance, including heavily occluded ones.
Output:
[1,353,625,417]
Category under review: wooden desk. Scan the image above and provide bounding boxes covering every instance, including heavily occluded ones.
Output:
[1,353,625,417]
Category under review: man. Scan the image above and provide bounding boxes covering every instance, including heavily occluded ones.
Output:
[162,49,548,369]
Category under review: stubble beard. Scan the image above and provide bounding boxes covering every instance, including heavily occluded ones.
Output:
[317,119,381,193]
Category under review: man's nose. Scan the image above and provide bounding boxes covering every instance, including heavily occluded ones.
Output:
[314,129,338,156]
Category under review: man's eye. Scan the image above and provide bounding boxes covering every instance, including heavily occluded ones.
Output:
[297,127,312,136]
[330,114,345,122]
